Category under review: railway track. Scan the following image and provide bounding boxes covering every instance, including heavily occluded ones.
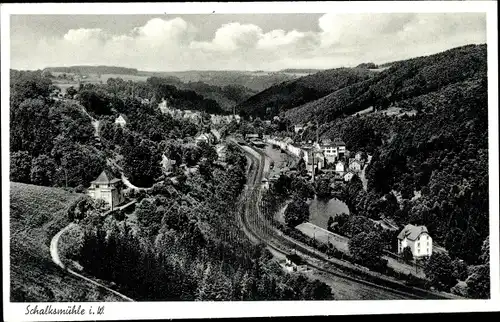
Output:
[235,140,452,300]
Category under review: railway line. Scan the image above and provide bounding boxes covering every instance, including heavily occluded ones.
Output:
[235,139,453,300]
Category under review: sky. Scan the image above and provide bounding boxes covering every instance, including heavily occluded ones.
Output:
[10,13,487,71]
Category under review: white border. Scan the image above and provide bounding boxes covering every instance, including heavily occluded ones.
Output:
[1,2,499,321]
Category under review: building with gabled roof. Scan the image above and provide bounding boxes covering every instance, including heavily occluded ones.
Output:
[397,224,432,258]
[349,159,363,172]
[87,170,124,210]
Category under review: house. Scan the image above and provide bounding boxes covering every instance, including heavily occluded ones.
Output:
[160,154,176,172]
[355,152,364,161]
[320,143,337,163]
[284,254,307,272]
[246,133,260,141]
[261,178,270,190]
[349,159,363,172]
[303,147,325,174]
[294,124,304,133]
[215,144,228,162]
[115,114,128,127]
[87,170,125,210]
[397,224,432,258]
[344,172,355,182]
[333,138,346,158]
[210,128,222,143]
[335,160,346,174]
[195,133,212,144]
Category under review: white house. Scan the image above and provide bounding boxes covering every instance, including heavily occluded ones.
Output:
[284,254,306,273]
[261,178,270,190]
[320,143,337,163]
[87,170,124,210]
[115,114,128,127]
[355,152,363,161]
[294,125,304,133]
[344,172,355,182]
[333,138,346,158]
[335,161,346,174]
[160,154,176,172]
[349,159,363,172]
[397,224,433,258]
[195,133,211,144]
[215,144,228,162]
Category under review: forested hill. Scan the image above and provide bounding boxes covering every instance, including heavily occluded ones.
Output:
[296,44,488,266]
[45,66,139,75]
[236,67,373,120]
[285,44,487,123]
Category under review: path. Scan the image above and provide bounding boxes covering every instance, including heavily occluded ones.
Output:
[236,142,457,299]
[50,223,134,302]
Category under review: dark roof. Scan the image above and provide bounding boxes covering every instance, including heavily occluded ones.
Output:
[333,138,346,146]
[91,170,120,184]
[397,224,429,241]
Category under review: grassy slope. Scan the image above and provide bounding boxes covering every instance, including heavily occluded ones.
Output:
[9,182,123,302]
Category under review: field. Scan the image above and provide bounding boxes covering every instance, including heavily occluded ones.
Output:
[296,222,350,253]
[52,72,149,87]
[9,182,124,302]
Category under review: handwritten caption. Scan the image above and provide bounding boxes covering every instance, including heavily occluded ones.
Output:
[25,304,105,316]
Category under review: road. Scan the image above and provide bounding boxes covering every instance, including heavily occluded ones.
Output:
[50,223,134,302]
[234,139,453,300]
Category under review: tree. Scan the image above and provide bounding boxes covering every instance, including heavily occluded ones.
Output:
[424,252,456,291]
[402,246,413,263]
[284,198,309,228]
[348,231,387,271]
[30,154,56,186]
[66,86,77,98]
[198,141,218,163]
[451,259,468,281]
[315,177,331,199]
[10,98,57,156]
[466,264,489,299]
[466,237,490,299]
[123,137,161,187]
[10,151,32,183]
[327,216,334,230]
[136,197,166,236]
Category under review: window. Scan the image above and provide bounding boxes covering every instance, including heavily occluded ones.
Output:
[417,248,420,253]
[417,242,420,247]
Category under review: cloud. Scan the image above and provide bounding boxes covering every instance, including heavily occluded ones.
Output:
[10,14,486,71]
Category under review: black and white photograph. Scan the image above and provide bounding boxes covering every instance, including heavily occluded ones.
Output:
[1,1,499,320]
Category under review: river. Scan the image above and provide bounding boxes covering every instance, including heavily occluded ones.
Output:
[308,197,350,230]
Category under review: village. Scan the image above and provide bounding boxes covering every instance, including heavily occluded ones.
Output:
[88,108,442,278]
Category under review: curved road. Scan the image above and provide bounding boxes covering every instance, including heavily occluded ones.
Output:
[235,139,452,300]
[50,223,134,302]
